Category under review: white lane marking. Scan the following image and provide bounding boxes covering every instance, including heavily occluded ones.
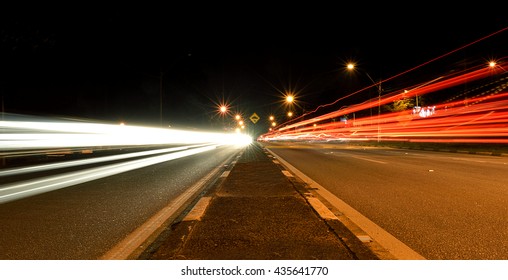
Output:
[350,155,387,164]
[220,171,230,178]
[266,148,425,260]
[100,153,235,260]
[307,197,339,220]
[357,235,373,243]
[325,150,387,164]
[451,157,493,164]
[183,197,212,221]
[281,170,293,177]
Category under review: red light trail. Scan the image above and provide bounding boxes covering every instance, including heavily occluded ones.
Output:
[260,62,508,144]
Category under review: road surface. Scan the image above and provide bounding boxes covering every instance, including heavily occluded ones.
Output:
[264,142,508,260]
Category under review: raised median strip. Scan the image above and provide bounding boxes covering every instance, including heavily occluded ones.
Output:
[144,142,381,260]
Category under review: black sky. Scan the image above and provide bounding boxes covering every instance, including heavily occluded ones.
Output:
[1,5,507,133]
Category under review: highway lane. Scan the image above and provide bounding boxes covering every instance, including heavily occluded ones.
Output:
[263,142,508,260]
[0,144,241,259]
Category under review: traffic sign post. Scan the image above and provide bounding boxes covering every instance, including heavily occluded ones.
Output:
[249,113,260,124]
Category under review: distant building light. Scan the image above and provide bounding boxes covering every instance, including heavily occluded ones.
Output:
[413,106,436,118]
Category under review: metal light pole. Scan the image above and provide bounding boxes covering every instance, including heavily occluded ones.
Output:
[1,94,4,121]
[346,63,383,142]
[365,73,382,142]
[1,95,5,167]
[160,69,163,127]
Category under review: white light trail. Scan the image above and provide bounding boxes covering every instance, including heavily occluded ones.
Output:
[0,145,218,204]
[0,115,252,203]
[0,116,252,151]
[0,144,209,177]
[259,61,508,144]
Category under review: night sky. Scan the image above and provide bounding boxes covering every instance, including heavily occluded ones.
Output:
[1,5,507,135]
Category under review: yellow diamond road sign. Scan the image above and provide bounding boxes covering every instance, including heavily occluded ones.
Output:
[249,113,260,124]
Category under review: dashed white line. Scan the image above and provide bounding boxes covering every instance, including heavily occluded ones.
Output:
[357,235,373,243]
[183,197,212,221]
[307,197,339,220]
[350,155,387,164]
[281,170,293,177]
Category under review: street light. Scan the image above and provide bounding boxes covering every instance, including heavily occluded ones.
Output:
[268,115,276,128]
[366,72,382,142]
[219,105,228,114]
[285,95,294,104]
[284,92,296,111]
[217,104,229,131]
[346,63,382,142]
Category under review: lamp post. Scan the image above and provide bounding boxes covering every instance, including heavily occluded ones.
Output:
[269,115,276,128]
[347,63,382,142]
[218,105,228,130]
[365,73,382,142]
[285,95,294,103]
[160,69,163,127]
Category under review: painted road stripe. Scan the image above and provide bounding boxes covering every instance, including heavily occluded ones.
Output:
[307,197,339,220]
[220,171,230,178]
[183,197,212,221]
[100,155,233,260]
[350,155,387,164]
[281,170,293,177]
[357,235,373,243]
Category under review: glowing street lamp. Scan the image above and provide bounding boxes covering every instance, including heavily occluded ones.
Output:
[346,63,382,101]
[219,105,228,115]
[286,95,294,104]
[287,111,293,118]
[346,62,382,142]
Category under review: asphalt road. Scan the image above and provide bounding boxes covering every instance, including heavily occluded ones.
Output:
[263,142,508,260]
[0,145,240,259]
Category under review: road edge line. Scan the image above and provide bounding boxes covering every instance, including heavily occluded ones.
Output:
[99,151,240,260]
[265,146,426,260]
